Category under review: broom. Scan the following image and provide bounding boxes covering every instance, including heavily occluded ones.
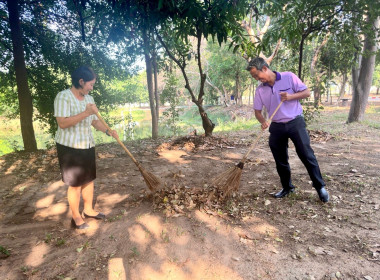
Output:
[95,112,161,192]
[212,101,283,198]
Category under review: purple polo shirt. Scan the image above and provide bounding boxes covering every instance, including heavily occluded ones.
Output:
[253,71,307,123]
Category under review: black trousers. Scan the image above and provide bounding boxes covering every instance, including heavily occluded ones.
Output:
[268,116,325,190]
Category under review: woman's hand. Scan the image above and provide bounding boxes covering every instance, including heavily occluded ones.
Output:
[106,129,119,139]
[85,103,98,116]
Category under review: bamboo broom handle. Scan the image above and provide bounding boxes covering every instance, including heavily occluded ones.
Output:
[242,101,283,161]
[95,112,140,167]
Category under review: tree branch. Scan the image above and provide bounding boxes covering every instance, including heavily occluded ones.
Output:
[155,31,198,103]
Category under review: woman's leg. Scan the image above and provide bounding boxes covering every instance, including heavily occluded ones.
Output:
[68,186,85,225]
[81,181,99,216]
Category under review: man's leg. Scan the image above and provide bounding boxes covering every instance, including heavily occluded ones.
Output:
[288,117,329,202]
[269,123,294,193]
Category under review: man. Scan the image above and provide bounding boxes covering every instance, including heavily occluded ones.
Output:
[247,57,329,202]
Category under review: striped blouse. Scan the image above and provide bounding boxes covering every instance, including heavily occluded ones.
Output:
[54,89,98,149]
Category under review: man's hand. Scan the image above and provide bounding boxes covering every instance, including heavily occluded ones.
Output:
[280,92,291,101]
[261,121,269,130]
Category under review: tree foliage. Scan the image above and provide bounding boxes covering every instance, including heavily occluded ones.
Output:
[0,0,135,139]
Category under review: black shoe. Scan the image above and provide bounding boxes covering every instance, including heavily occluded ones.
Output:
[273,188,295,198]
[83,212,106,220]
[71,218,90,229]
[317,187,329,203]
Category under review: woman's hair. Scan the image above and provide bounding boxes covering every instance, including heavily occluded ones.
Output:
[71,66,97,88]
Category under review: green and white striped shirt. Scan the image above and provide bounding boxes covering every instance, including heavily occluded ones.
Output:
[54,89,98,149]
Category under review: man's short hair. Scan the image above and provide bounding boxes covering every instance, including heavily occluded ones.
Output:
[246,57,269,71]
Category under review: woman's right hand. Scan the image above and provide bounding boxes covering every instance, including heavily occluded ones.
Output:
[85,103,98,116]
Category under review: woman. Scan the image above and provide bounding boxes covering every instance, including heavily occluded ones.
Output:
[54,66,117,229]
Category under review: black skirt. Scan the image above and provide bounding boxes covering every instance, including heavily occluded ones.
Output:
[56,143,96,187]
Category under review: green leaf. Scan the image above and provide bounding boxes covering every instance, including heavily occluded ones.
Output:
[158,0,163,10]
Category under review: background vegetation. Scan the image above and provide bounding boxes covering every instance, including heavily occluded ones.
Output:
[0,0,379,155]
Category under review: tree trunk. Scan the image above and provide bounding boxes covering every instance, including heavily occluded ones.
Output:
[7,0,37,152]
[156,31,214,136]
[238,76,243,106]
[235,73,242,106]
[152,50,159,121]
[348,16,379,123]
[338,72,348,100]
[197,104,214,137]
[298,36,306,79]
[313,87,321,107]
[142,29,158,139]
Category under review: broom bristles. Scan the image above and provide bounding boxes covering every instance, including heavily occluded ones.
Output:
[212,165,243,198]
[138,166,161,192]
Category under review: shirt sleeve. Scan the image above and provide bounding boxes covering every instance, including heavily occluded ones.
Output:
[291,73,308,92]
[253,87,264,110]
[54,92,70,117]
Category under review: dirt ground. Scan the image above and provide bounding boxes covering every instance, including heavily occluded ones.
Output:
[0,106,379,280]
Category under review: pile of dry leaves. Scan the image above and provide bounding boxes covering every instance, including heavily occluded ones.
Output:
[308,130,333,142]
[152,184,259,220]
[157,135,237,152]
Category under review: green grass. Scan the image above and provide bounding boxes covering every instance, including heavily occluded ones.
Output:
[1,104,379,156]
[0,117,55,155]
[177,106,260,134]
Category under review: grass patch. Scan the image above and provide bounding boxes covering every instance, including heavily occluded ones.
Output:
[1,104,379,156]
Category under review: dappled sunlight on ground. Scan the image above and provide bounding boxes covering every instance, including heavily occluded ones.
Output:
[25,242,50,267]
[223,152,244,160]
[132,258,245,280]
[158,148,191,164]
[137,214,164,239]
[4,159,22,174]
[35,194,55,208]
[35,202,67,219]
[46,180,65,192]
[108,258,127,280]
[128,224,151,250]
[97,193,130,213]
[1,107,380,279]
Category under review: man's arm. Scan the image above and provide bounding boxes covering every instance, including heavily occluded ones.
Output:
[280,88,310,101]
[255,109,270,130]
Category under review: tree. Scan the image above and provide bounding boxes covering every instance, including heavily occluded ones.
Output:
[310,35,329,106]
[373,63,380,95]
[260,0,349,79]
[206,41,251,106]
[98,0,163,139]
[156,0,250,136]
[5,0,37,152]
[1,0,133,145]
[348,15,380,123]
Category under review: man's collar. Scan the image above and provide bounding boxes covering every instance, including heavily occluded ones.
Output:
[263,71,281,86]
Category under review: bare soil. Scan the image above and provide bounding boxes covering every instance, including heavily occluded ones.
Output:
[0,106,379,280]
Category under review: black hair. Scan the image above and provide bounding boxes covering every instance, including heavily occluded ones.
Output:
[71,66,97,88]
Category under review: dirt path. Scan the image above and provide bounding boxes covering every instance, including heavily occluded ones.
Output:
[1,107,379,280]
